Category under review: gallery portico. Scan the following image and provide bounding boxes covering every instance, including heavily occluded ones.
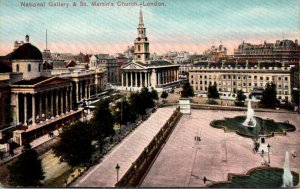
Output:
[11,77,73,127]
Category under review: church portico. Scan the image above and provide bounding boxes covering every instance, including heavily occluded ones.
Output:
[118,7,180,92]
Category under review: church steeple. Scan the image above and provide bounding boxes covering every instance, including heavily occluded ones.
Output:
[134,6,150,64]
[139,6,144,28]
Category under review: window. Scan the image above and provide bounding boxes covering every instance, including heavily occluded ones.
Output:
[260,77,263,80]
[16,64,19,72]
[28,64,31,72]
[254,76,257,79]
[285,77,288,81]
[266,77,269,80]
[138,45,141,51]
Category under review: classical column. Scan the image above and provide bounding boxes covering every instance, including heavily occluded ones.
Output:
[145,72,148,87]
[56,90,59,117]
[135,72,138,88]
[39,93,42,117]
[45,92,48,120]
[15,93,19,124]
[148,72,151,87]
[70,86,73,111]
[66,88,69,113]
[50,90,54,118]
[32,94,36,125]
[61,88,64,114]
[139,72,142,87]
[121,72,124,87]
[126,72,128,87]
[75,81,79,102]
[130,72,133,88]
[24,94,27,126]
[85,81,88,99]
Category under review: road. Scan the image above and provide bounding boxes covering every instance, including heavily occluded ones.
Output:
[74,106,176,187]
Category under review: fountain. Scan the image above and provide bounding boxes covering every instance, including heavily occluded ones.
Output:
[243,100,257,127]
[282,151,293,187]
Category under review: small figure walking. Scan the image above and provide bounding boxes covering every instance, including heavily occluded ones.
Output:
[203,176,207,184]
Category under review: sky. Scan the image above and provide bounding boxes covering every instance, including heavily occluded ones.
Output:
[0,0,299,55]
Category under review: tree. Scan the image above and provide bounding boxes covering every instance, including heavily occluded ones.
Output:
[207,84,220,103]
[150,87,159,100]
[235,90,246,106]
[114,98,130,126]
[140,87,155,109]
[129,92,146,116]
[91,99,116,151]
[53,121,94,166]
[261,82,280,108]
[161,91,168,102]
[8,143,45,187]
[292,89,299,106]
[181,82,194,98]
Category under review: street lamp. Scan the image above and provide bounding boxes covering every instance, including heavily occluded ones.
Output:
[115,163,120,182]
[267,144,271,164]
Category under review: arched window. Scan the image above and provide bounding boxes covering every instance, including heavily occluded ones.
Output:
[28,64,31,72]
[16,64,19,72]
[138,45,141,52]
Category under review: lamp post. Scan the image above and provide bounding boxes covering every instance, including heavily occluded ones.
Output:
[267,144,271,164]
[115,163,120,182]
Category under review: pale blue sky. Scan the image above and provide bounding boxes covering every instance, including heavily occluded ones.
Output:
[0,0,299,55]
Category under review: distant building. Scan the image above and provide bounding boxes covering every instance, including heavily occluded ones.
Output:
[120,7,180,92]
[189,61,296,102]
[234,39,300,62]
[204,43,227,61]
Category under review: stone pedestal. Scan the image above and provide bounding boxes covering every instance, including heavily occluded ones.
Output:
[179,98,191,114]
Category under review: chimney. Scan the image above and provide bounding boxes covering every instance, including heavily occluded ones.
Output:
[25,35,29,43]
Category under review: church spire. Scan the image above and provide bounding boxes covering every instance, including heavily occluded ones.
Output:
[139,6,144,28]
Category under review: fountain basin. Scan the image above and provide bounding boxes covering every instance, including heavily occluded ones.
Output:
[210,116,296,138]
[208,167,299,188]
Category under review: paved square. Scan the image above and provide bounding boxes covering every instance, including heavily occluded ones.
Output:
[74,106,176,187]
[141,109,300,187]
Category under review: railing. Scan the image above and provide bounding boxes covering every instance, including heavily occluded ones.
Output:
[115,107,182,187]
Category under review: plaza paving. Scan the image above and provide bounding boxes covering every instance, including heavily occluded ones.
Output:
[141,109,300,187]
[74,106,176,187]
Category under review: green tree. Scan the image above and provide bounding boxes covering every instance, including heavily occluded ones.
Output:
[8,143,45,187]
[150,87,159,100]
[235,90,246,106]
[53,121,94,166]
[129,92,146,116]
[181,82,194,98]
[114,98,130,125]
[291,89,299,106]
[161,91,168,102]
[207,84,220,103]
[261,82,280,108]
[91,99,116,151]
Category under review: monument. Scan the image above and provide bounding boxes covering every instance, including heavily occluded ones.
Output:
[282,151,293,187]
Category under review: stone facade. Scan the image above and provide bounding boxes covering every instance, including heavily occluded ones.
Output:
[189,62,295,102]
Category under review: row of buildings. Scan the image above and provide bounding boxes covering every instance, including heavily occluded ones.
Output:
[0,6,299,147]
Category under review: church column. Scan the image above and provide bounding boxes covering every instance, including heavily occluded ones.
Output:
[85,81,88,99]
[139,72,143,87]
[24,94,27,126]
[148,72,150,87]
[126,72,129,87]
[32,94,36,125]
[162,70,164,84]
[135,72,138,88]
[15,93,19,124]
[145,72,148,87]
[130,72,133,88]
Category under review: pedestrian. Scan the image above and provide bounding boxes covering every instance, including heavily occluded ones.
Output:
[203,176,207,184]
